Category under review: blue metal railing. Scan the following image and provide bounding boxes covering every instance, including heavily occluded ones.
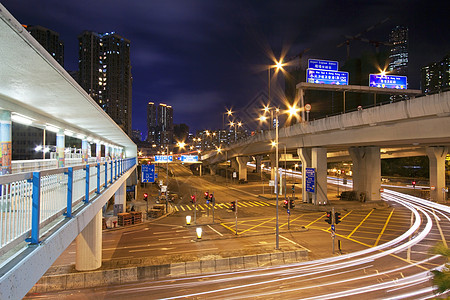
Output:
[0,157,136,250]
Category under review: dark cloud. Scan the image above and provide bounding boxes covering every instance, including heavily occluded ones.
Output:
[2,0,449,137]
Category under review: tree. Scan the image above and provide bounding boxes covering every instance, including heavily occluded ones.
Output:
[431,243,450,294]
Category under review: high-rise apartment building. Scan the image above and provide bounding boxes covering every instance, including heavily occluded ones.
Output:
[78,31,132,135]
[388,26,408,75]
[147,102,157,142]
[24,25,64,67]
[158,104,173,146]
[421,54,450,94]
[146,102,174,146]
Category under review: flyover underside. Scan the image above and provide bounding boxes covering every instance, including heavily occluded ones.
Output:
[0,165,136,300]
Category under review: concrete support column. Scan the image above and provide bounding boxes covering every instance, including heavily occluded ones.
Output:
[56,130,65,168]
[82,140,89,164]
[298,148,312,203]
[426,146,448,203]
[0,110,12,175]
[96,142,101,163]
[115,182,126,213]
[312,147,328,205]
[76,210,102,271]
[255,155,262,173]
[209,164,217,175]
[269,154,277,181]
[349,146,381,202]
[236,156,249,182]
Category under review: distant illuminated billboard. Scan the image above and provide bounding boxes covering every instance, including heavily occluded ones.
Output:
[306,69,349,85]
[308,59,338,71]
[369,74,407,89]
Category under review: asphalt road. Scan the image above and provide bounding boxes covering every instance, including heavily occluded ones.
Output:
[30,164,450,299]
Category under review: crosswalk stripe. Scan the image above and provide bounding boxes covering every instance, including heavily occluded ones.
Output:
[175,201,274,211]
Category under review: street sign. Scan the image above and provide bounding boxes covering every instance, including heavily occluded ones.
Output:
[306,69,349,85]
[154,155,173,163]
[141,164,155,183]
[305,104,312,111]
[233,172,237,178]
[180,155,198,162]
[308,59,338,71]
[369,74,407,89]
[331,225,335,231]
[269,180,275,187]
[305,167,316,193]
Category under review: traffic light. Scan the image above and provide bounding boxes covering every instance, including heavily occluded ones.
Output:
[283,199,288,209]
[204,191,209,199]
[209,193,215,206]
[412,180,416,188]
[143,193,148,201]
[190,195,196,203]
[290,199,295,208]
[335,212,341,224]
[230,201,236,211]
[325,211,332,224]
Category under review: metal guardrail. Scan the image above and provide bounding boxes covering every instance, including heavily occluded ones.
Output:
[0,157,136,251]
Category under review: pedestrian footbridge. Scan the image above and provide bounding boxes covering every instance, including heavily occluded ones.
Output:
[0,5,137,299]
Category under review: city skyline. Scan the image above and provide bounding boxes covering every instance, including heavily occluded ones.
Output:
[2,0,449,137]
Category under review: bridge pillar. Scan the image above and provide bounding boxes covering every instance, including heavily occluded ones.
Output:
[209,164,217,175]
[236,156,249,182]
[255,155,262,173]
[0,110,12,175]
[298,148,312,203]
[426,146,448,203]
[56,129,65,167]
[75,210,102,271]
[312,148,328,205]
[269,154,277,182]
[349,146,381,202]
[115,181,126,212]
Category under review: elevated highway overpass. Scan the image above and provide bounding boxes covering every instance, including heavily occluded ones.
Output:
[202,90,449,205]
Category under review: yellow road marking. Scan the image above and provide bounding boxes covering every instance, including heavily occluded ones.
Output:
[341,210,353,220]
[180,206,185,211]
[239,218,276,234]
[238,202,249,207]
[280,214,304,229]
[197,204,204,210]
[347,209,374,238]
[373,208,395,247]
[305,213,327,228]
[220,222,238,234]
[186,205,192,211]
[174,206,179,212]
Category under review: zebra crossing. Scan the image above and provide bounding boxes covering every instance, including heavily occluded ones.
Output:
[173,200,273,212]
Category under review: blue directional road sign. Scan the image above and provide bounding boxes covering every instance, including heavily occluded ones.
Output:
[331,225,335,231]
[141,164,155,183]
[154,155,173,163]
[180,155,198,162]
[307,69,349,85]
[369,74,407,89]
[305,167,316,193]
[308,59,338,71]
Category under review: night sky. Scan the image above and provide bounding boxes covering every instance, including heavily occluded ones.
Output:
[2,0,449,137]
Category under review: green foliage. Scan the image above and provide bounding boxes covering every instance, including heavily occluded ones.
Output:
[431,243,450,294]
